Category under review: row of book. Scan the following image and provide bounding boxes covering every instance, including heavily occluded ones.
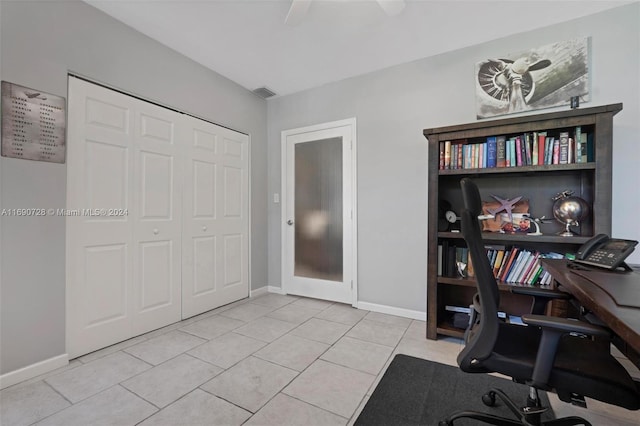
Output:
[485,246,564,286]
[439,126,592,170]
[437,241,564,286]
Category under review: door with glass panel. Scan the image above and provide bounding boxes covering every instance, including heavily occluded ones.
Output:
[282,119,356,304]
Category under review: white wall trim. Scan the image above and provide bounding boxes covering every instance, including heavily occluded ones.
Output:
[267,285,287,295]
[357,301,426,321]
[0,354,68,389]
[250,286,287,297]
[249,286,268,298]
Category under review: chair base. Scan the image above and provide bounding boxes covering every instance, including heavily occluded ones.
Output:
[439,387,592,426]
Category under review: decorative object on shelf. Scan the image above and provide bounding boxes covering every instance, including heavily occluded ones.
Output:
[523,214,552,236]
[481,196,529,233]
[487,195,522,222]
[438,199,451,232]
[499,213,530,234]
[438,199,460,232]
[475,37,590,119]
[552,190,590,237]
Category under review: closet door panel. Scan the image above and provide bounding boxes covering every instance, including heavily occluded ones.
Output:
[67,78,135,358]
[131,100,182,335]
[182,118,248,318]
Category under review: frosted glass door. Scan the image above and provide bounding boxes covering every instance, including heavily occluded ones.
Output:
[294,138,343,282]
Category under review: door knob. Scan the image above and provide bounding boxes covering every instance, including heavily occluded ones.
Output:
[287,220,294,226]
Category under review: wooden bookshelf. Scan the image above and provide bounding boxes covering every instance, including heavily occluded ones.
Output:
[424,104,622,340]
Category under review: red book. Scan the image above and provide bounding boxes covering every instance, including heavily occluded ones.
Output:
[537,134,546,165]
[499,248,520,282]
[515,137,523,166]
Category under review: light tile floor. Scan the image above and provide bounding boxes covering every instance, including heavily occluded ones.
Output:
[2,293,639,425]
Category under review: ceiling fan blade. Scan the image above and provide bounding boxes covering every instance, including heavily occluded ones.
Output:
[285,0,312,26]
[376,0,406,16]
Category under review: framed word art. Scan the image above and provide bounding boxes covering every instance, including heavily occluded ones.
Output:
[1,81,66,163]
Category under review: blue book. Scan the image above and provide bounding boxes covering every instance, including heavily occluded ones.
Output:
[509,138,517,167]
[486,136,497,168]
[482,142,488,168]
[586,133,594,162]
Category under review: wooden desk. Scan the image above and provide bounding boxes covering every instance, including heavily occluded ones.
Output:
[542,259,640,367]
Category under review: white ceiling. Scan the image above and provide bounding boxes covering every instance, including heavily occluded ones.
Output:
[84,0,632,98]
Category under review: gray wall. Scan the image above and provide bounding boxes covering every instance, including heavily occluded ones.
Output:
[267,3,640,313]
[0,1,268,375]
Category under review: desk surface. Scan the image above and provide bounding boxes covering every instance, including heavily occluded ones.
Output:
[542,259,640,365]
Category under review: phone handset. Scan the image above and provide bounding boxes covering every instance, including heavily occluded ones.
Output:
[575,233,609,260]
[573,234,638,271]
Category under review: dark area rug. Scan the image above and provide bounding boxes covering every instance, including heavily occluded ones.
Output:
[355,354,555,425]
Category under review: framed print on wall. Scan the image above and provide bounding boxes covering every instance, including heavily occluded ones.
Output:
[475,37,591,119]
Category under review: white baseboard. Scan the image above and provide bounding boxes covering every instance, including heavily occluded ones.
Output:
[0,353,68,389]
[267,285,286,295]
[250,286,286,297]
[357,301,426,321]
[249,286,268,298]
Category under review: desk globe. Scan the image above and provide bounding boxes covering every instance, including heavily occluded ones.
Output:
[552,190,590,237]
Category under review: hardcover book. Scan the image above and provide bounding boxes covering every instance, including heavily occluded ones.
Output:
[496,135,506,168]
[537,132,547,165]
[575,126,583,163]
[444,140,451,169]
[559,131,569,164]
[552,138,560,164]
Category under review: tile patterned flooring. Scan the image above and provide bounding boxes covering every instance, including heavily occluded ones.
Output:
[2,293,639,425]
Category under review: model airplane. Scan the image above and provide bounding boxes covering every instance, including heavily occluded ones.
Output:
[486,195,522,223]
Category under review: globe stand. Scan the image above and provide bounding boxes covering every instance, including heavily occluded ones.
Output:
[558,222,576,237]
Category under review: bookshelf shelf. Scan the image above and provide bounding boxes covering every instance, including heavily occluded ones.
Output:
[438,232,592,245]
[438,162,596,176]
[424,103,622,340]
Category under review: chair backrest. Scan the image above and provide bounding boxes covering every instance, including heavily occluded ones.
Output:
[457,178,501,371]
[460,176,484,217]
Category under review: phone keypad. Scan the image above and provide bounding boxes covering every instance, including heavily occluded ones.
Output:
[587,250,618,266]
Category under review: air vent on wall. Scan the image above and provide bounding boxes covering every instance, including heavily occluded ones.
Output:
[253,87,276,99]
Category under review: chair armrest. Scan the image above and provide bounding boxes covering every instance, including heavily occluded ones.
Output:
[512,287,571,315]
[522,314,611,387]
[521,314,610,337]
[511,287,570,300]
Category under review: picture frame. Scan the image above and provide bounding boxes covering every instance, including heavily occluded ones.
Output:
[475,37,591,119]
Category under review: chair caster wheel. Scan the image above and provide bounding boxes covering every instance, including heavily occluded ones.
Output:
[438,421,451,426]
[482,390,497,407]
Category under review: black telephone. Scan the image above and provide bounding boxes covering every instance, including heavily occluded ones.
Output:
[573,234,638,270]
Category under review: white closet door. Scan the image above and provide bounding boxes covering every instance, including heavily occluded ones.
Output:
[67,78,182,358]
[67,78,136,358]
[68,77,249,358]
[130,98,183,335]
[182,115,249,318]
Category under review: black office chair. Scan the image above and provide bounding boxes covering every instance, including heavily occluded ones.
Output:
[440,178,640,426]
[459,177,569,315]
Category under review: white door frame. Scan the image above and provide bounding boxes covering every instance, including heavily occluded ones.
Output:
[280,118,357,306]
